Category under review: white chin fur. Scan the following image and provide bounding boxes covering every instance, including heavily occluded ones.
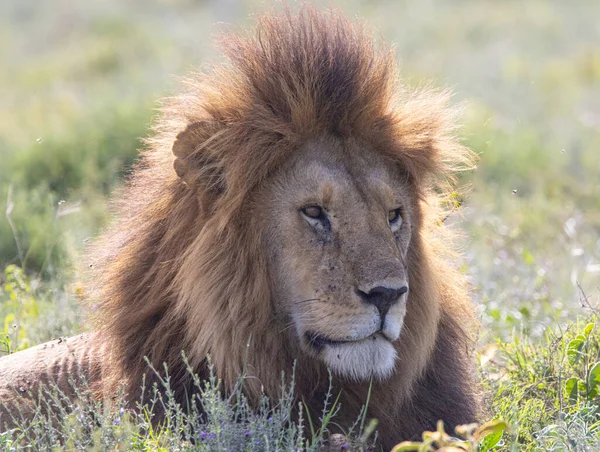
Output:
[320,335,397,381]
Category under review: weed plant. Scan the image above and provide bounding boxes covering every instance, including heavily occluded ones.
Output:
[0,354,377,451]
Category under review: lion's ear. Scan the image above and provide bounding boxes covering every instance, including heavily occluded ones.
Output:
[172,121,227,206]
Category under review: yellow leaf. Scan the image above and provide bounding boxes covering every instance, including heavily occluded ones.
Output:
[391,441,423,452]
[473,419,508,442]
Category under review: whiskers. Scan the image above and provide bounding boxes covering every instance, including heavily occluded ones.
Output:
[292,297,320,305]
[278,321,297,335]
[277,297,322,334]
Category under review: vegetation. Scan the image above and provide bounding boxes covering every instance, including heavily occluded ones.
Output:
[0,353,377,451]
[1,0,599,450]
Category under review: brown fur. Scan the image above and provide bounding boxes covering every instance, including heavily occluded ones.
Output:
[0,7,480,449]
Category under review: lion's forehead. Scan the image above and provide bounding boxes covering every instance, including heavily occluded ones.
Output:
[283,141,402,206]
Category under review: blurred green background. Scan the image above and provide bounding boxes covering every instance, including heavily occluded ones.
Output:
[0,0,598,344]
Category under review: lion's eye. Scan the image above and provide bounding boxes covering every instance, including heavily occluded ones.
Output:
[388,208,402,225]
[302,205,324,219]
[301,205,330,231]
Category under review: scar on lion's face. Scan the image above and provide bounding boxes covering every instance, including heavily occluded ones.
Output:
[260,137,412,381]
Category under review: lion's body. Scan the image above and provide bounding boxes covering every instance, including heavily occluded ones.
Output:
[0,7,481,449]
[0,335,102,426]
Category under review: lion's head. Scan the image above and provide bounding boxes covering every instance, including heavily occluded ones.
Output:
[257,139,412,380]
[87,8,478,443]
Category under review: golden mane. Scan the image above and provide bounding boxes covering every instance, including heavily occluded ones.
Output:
[85,6,479,446]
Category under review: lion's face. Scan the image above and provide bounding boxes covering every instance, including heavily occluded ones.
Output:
[260,138,413,381]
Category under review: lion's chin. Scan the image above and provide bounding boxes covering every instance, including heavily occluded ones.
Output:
[319,334,397,381]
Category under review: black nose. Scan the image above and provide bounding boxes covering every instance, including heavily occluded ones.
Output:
[356,285,408,318]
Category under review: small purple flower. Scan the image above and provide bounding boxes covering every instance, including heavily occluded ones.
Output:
[268,417,273,423]
[245,429,252,436]
[200,431,207,439]
[114,417,121,426]
[119,407,125,416]
[208,433,215,439]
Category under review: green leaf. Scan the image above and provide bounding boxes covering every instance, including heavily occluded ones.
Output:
[584,323,595,338]
[359,379,373,436]
[587,362,600,397]
[302,400,316,445]
[479,429,504,451]
[565,377,578,404]
[567,336,586,365]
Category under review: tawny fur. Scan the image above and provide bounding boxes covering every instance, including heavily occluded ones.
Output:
[0,7,480,449]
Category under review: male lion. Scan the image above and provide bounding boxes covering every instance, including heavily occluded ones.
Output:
[0,7,481,449]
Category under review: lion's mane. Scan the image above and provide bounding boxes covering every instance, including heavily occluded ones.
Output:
[86,6,480,445]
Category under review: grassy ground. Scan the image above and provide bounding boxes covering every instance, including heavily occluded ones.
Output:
[1,0,599,450]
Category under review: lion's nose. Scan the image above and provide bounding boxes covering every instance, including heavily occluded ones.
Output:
[356,285,408,318]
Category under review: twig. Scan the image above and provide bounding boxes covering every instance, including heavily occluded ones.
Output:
[576,280,598,311]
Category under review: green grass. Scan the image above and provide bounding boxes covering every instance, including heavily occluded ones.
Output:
[1,0,599,450]
[484,315,600,450]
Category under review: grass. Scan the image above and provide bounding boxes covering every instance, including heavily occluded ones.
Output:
[1,0,599,450]
[484,314,600,450]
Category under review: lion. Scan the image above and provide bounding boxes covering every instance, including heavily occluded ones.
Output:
[0,7,481,449]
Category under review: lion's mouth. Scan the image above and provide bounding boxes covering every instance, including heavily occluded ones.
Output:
[306,331,388,353]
